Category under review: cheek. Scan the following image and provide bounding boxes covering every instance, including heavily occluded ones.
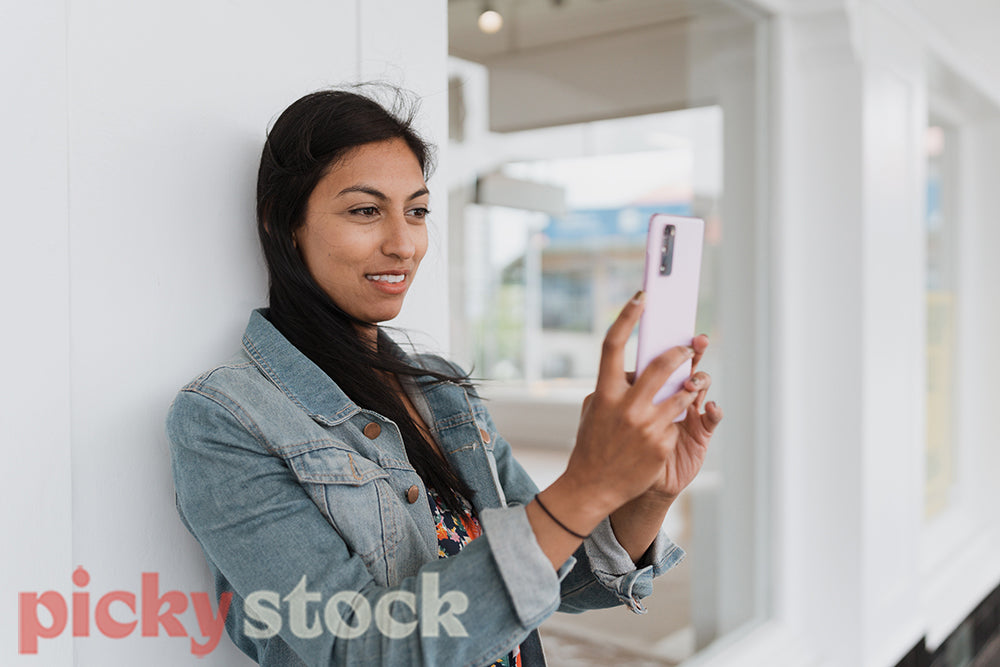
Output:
[297,233,364,289]
[307,228,371,263]
[415,227,429,262]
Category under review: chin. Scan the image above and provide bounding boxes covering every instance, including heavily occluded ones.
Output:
[362,309,404,325]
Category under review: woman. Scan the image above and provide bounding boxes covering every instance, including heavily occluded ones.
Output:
[166,88,722,666]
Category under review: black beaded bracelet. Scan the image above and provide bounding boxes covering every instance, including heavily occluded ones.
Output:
[534,494,590,540]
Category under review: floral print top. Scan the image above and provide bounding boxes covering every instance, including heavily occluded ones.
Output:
[426,486,522,667]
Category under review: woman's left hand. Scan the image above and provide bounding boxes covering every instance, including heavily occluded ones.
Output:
[606,334,722,562]
[633,334,722,503]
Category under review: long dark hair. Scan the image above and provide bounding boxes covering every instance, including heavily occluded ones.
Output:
[256,87,475,514]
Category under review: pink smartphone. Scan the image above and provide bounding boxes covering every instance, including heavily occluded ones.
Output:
[635,214,704,416]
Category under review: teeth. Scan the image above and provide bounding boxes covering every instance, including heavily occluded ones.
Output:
[366,274,405,283]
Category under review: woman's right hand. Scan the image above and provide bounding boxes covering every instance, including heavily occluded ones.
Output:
[525,292,700,567]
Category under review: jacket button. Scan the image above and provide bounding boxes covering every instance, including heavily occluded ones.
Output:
[363,422,381,439]
[479,427,491,444]
[406,485,420,504]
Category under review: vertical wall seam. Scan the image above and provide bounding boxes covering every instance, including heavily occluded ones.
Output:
[356,0,363,81]
[63,0,74,534]
[63,0,78,662]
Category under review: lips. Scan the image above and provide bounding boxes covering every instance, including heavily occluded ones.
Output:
[364,270,410,295]
[365,273,405,283]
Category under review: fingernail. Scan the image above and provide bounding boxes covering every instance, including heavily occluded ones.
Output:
[691,375,703,388]
[686,347,695,358]
[631,290,645,304]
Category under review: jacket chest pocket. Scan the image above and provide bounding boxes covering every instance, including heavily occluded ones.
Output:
[286,445,400,579]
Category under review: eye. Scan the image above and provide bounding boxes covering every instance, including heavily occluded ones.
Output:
[350,206,380,219]
[407,207,430,220]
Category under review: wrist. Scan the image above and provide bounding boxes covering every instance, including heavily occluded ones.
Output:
[614,489,676,517]
[608,492,674,564]
[538,474,613,537]
[534,493,590,539]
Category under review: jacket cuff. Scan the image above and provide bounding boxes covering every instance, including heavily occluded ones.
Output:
[480,505,576,627]
[583,518,685,613]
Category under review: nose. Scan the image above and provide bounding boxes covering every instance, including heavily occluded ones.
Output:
[380,211,417,260]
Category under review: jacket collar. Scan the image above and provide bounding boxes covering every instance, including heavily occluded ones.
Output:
[240,310,502,509]
[241,309,361,426]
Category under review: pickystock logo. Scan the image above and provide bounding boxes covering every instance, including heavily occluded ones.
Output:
[18,567,469,656]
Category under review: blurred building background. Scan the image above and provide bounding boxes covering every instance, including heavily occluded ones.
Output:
[2,1,998,665]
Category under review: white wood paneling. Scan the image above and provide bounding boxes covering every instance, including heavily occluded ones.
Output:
[65,1,361,663]
[3,0,443,664]
[0,2,74,664]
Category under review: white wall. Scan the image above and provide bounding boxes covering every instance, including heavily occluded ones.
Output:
[0,3,73,665]
[1,1,447,664]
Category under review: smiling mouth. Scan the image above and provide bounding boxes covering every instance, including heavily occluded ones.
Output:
[365,274,406,284]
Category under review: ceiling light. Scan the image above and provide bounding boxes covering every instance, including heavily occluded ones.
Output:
[478,7,503,34]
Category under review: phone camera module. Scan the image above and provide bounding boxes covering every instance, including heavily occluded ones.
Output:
[660,225,675,275]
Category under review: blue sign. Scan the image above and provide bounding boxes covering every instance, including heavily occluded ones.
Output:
[542,203,693,247]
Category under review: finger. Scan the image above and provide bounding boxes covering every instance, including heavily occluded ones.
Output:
[696,388,708,412]
[654,379,699,423]
[596,291,646,391]
[682,371,711,394]
[683,372,712,411]
[701,401,723,433]
[630,344,695,406]
[690,334,709,373]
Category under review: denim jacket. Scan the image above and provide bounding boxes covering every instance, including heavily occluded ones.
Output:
[166,310,684,666]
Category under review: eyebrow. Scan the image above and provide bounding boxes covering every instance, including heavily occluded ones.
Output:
[337,185,429,201]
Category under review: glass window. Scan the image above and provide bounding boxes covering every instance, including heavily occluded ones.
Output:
[924,122,957,519]
[464,123,721,386]
[447,1,768,660]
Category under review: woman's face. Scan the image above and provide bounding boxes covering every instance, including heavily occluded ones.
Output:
[295,138,429,324]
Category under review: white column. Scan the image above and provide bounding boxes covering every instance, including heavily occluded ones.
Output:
[856,4,927,664]
[772,5,867,664]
